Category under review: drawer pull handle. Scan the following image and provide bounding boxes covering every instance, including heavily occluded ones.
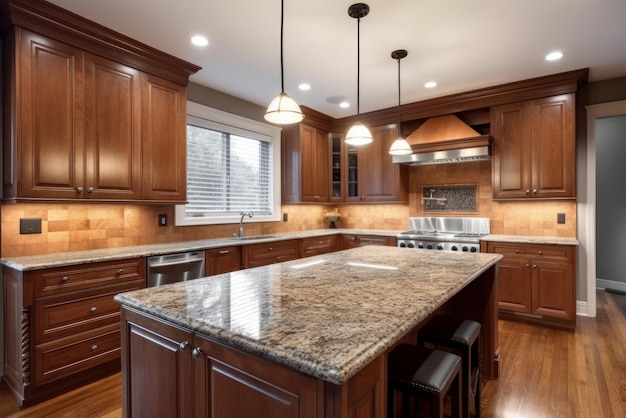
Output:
[219,250,230,255]
[533,264,537,269]
[192,347,202,358]
[91,345,98,351]
[268,247,273,251]
[90,307,97,313]
[62,276,70,282]
[538,251,543,255]
[117,269,124,275]
[526,263,530,268]
[180,341,189,351]
[515,250,520,254]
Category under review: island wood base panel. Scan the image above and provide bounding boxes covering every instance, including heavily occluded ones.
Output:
[119,265,497,418]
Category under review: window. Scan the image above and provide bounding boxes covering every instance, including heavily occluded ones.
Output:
[175,102,282,226]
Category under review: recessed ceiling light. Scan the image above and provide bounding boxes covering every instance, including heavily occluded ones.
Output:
[545,51,563,61]
[424,81,437,88]
[340,101,350,108]
[298,83,311,91]
[190,35,209,47]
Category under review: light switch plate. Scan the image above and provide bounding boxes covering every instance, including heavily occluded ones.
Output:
[158,214,167,227]
[20,218,42,234]
[557,213,566,224]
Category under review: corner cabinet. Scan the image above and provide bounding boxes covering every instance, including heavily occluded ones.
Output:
[346,124,408,203]
[281,123,329,203]
[485,241,576,329]
[2,6,199,203]
[491,94,575,199]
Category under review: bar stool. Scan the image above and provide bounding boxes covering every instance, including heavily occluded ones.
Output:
[418,316,481,418]
[387,343,462,418]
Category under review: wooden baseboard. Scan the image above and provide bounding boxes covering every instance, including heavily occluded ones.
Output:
[499,311,576,331]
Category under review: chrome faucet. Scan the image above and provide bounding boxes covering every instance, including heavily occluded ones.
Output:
[238,211,253,237]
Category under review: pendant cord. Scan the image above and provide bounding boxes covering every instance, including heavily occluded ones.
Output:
[280,0,285,94]
[397,56,401,127]
[356,15,361,121]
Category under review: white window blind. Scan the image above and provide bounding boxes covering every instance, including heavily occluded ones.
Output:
[176,102,282,226]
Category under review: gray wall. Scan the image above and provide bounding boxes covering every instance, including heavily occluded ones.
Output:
[187,82,267,122]
[595,115,626,287]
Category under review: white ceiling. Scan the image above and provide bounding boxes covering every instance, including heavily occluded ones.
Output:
[48,0,626,119]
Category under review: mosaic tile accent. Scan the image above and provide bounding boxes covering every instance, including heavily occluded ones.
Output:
[422,185,477,212]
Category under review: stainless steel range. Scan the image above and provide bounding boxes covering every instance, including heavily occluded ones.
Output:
[397,217,490,252]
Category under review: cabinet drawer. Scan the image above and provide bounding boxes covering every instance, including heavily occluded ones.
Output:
[34,323,121,385]
[300,236,337,258]
[243,240,299,268]
[33,258,146,297]
[206,246,241,275]
[487,242,574,263]
[35,281,143,343]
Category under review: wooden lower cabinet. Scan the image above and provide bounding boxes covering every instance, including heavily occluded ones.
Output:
[2,258,145,406]
[340,234,396,250]
[242,239,300,268]
[486,241,576,328]
[205,246,241,275]
[300,235,338,258]
[120,306,384,418]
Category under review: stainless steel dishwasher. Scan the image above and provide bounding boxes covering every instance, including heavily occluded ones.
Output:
[146,251,206,287]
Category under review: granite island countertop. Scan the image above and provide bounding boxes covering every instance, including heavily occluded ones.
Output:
[114,246,502,385]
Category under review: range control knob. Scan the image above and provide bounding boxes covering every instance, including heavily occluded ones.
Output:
[408,242,415,248]
[451,246,458,251]
[462,246,469,252]
[426,244,433,249]
[437,244,444,250]
[470,247,477,252]
[418,243,424,249]
[399,242,407,247]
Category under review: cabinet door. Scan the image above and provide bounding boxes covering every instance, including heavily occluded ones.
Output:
[84,54,142,199]
[531,261,575,321]
[530,94,575,198]
[496,259,532,313]
[300,124,329,202]
[359,125,407,202]
[206,247,241,276]
[121,308,194,418]
[491,101,532,199]
[142,74,187,201]
[17,29,85,199]
[192,334,323,418]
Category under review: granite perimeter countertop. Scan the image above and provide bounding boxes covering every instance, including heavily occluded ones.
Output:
[482,234,579,246]
[0,229,401,271]
[114,246,502,385]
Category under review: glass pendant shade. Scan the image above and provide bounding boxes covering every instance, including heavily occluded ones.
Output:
[389,137,412,155]
[345,121,373,145]
[264,92,304,124]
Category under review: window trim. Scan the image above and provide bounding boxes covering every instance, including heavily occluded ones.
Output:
[175,101,282,227]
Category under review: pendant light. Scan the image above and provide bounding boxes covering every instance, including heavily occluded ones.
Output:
[388,49,412,155]
[345,3,373,146]
[264,0,304,125]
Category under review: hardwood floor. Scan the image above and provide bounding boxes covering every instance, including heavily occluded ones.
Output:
[1,290,624,418]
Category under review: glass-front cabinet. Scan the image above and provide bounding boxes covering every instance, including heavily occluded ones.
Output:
[330,135,343,200]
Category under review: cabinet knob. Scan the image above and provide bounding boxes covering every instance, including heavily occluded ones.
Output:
[532,189,537,194]
[538,251,543,255]
[525,189,530,194]
[88,187,94,193]
[515,250,520,254]
[117,269,124,275]
[526,263,530,268]
[533,264,537,268]
[218,250,230,255]
[91,345,98,351]
[76,187,83,193]
[90,307,97,313]
[192,347,202,358]
[179,341,189,351]
[62,276,70,282]
[268,247,273,251]
[314,195,320,199]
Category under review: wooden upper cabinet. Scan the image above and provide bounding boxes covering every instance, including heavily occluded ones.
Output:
[84,53,142,200]
[141,75,187,201]
[281,123,329,203]
[491,94,575,199]
[352,124,408,202]
[13,29,85,199]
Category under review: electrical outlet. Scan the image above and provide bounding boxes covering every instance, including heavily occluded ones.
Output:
[158,214,167,227]
[283,213,288,222]
[557,213,566,224]
[20,218,42,234]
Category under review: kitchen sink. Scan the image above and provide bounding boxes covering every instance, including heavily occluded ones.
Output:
[230,235,276,241]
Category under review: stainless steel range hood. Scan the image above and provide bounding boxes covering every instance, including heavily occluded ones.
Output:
[392,114,492,166]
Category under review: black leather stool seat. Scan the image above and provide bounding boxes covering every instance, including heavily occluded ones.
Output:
[388,344,462,418]
[418,316,481,418]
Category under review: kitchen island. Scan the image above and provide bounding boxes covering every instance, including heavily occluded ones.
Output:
[115,246,502,418]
